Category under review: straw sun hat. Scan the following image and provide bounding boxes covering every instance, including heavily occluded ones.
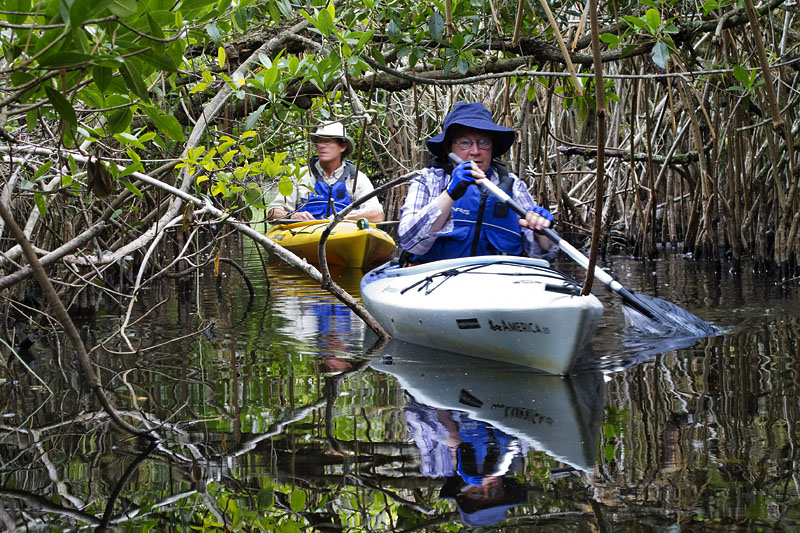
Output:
[309,121,355,157]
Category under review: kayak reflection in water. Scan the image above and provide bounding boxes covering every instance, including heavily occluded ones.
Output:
[276,291,360,372]
[406,400,529,526]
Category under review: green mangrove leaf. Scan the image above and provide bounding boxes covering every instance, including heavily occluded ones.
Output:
[44,86,77,133]
[109,0,138,17]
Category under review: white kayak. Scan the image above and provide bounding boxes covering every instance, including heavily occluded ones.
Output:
[369,339,605,472]
[360,256,604,375]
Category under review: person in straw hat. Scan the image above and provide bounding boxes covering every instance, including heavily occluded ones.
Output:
[267,121,384,222]
[397,102,556,263]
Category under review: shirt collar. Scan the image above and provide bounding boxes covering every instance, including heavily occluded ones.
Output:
[314,159,348,181]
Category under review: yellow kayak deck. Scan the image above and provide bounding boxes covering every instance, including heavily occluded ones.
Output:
[265,219,396,269]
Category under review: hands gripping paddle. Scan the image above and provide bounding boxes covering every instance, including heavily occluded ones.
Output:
[448,152,716,338]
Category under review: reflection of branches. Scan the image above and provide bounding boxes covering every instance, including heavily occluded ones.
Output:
[98,438,158,531]
[215,257,255,301]
[223,359,372,459]
[0,438,203,529]
[0,201,151,440]
[0,365,421,528]
[0,489,100,526]
[324,374,345,455]
[0,340,52,427]
[98,315,211,356]
[346,473,434,515]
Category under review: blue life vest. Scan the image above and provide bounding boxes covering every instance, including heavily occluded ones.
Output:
[456,417,517,485]
[311,300,352,336]
[297,157,355,219]
[416,164,523,262]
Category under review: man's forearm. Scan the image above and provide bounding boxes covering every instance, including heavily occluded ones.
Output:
[267,207,286,220]
[345,208,384,223]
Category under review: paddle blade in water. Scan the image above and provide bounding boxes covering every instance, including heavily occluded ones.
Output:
[621,293,717,338]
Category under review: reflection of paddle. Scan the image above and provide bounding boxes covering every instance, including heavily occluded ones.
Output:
[448,152,715,338]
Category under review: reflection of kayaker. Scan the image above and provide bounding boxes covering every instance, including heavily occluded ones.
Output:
[310,298,353,337]
[369,339,605,473]
[309,299,358,373]
[440,474,528,527]
[405,399,529,527]
[376,341,605,526]
[273,292,363,372]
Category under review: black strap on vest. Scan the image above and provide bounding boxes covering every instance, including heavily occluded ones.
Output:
[308,156,356,215]
[491,158,515,194]
[470,188,490,256]
[469,159,514,256]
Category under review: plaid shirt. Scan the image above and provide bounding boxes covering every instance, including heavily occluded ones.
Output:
[398,165,558,261]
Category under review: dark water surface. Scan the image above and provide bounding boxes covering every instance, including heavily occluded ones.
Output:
[1,242,799,531]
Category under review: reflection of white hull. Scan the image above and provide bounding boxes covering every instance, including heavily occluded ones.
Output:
[361,256,604,374]
[369,339,605,472]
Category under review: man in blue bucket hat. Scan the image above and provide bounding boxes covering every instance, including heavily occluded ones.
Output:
[405,400,529,527]
[398,102,557,263]
[439,474,528,527]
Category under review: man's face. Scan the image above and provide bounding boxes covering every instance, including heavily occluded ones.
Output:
[450,127,493,173]
[315,137,347,165]
[460,476,506,501]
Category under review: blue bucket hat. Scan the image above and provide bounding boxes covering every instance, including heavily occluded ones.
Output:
[439,475,528,527]
[426,102,516,158]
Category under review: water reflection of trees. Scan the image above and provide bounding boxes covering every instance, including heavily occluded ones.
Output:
[596,317,800,528]
[2,308,800,529]
[1,349,599,529]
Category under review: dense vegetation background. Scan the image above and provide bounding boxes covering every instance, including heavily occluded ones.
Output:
[2,0,798,303]
[2,0,800,529]
[2,0,797,395]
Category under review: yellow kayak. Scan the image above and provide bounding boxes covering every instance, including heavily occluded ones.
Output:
[265,219,396,269]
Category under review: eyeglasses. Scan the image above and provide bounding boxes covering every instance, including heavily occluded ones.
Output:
[452,138,492,151]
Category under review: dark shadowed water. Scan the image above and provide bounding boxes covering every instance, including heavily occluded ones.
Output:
[1,239,799,531]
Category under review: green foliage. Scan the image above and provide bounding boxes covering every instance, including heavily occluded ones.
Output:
[601,406,630,462]
[699,0,735,16]
[0,0,264,163]
[289,489,306,512]
[603,6,678,69]
[44,85,77,137]
[173,131,294,216]
[729,66,765,115]
[731,66,764,93]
